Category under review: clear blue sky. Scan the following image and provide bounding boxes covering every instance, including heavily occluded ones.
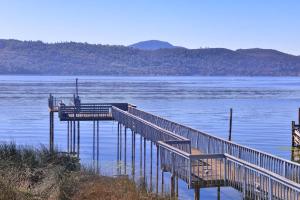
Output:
[0,0,299,55]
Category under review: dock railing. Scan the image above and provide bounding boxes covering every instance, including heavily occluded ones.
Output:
[129,107,300,184]
[59,103,112,120]
[112,107,191,147]
[158,141,300,199]
[48,94,74,111]
[58,103,130,121]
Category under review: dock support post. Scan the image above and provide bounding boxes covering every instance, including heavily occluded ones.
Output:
[194,186,200,200]
[228,108,233,141]
[140,135,143,177]
[150,141,153,191]
[292,121,295,147]
[298,108,300,125]
[176,176,179,198]
[67,121,70,153]
[70,121,73,153]
[217,186,221,200]
[97,121,99,160]
[133,131,136,161]
[143,137,146,180]
[124,127,127,174]
[73,120,76,153]
[161,171,164,195]
[131,130,135,179]
[133,131,136,177]
[117,123,120,165]
[120,124,122,162]
[96,121,99,173]
[194,187,200,200]
[49,111,54,153]
[170,174,175,198]
[156,144,159,194]
[93,121,95,160]
[77,121,80,157]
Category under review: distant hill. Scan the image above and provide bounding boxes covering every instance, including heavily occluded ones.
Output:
[0,39,300,76]
[129,40,177,50]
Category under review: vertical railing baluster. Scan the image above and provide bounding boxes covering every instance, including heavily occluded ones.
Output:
[269,176,273,200]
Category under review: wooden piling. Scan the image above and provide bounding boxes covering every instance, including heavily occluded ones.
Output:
[131,130,135,179]
[176,176,179,198]
[125,127,127,174]
[49,111,54,152]
[97,121,99,162]
[150,141,153,191]
[93,121,95,160]
[73,120,76,153]
[140,135,142,177]
[67,121,70,152]
[117,123,120,162]
[298,108,300,125]
[161,171,164,195]
[292,121,295,147]
[194,187,200,200]
[156,144,159,194]
[133,130,136,164]
[144,137,146,180]
[120,124,122,161]
[77,121,80,157]
[96,121,99,173]
[171,174,175,198]
[229,108,233,141]
[70,121,73,153]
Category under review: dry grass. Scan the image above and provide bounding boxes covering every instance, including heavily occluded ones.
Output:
[0,142,79,200]
[72,174,169,200]
[0,142,168,200]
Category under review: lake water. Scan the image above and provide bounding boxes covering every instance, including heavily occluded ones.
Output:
[0,75,300,199]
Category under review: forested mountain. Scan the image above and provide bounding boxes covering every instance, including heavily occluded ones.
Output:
[0,39,300,76]
[129,40,177,50]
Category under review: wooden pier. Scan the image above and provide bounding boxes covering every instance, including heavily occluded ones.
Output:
[49,93,300,200]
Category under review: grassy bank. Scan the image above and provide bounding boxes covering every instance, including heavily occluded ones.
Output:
[0,143,168,200]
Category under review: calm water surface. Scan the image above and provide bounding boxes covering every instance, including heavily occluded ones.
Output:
[0,76,299,199]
